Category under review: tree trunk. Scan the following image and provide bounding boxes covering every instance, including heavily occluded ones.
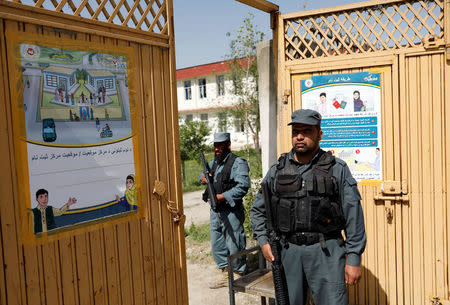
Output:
[181,159,186,186]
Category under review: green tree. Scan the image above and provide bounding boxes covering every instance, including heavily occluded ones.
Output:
[225,13,264,160]
[179,119,211,185]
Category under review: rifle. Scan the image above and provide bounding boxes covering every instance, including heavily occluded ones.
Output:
[261,181,290,305]
[200,152,219,212]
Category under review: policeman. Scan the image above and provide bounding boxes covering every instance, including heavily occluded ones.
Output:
[250,109,366,305]
[200,132,250,289]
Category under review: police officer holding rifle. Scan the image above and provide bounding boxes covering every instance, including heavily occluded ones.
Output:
[250,109,366,305]
[200,132,250,289]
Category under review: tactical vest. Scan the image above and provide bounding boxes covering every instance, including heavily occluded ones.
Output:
[202,153,238,202]
[32,206,56,233]
[271,150,345,237]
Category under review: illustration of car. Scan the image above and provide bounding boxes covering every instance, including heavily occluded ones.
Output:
[42,118,57,142]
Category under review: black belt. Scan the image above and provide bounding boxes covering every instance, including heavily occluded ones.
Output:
[287,232,343,247]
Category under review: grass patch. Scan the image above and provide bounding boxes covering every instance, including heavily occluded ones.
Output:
[42,92,63,108]
[185,223,210,243]
[107,94,119,106]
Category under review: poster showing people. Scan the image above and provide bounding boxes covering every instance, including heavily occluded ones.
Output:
[301,72,382,180]
[14,37,140,237]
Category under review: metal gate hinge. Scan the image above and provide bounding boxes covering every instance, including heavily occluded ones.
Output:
[424,36,445,50]
[282,89,291,104]
[430,296,450,305]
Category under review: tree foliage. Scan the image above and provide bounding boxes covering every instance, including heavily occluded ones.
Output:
[179,120,210,184]
[225,13,264,154]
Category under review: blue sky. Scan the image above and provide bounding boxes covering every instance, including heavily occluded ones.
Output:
[173,0,362,69]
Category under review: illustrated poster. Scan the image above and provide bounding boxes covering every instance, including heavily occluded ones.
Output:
[17,40,139,236]
[301,72,382,180]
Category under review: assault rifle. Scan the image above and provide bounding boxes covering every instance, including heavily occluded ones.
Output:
[200,152,218,212]
[261,181,290,305]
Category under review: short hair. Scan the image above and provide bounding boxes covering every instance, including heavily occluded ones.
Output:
[320,92,326,97]
[126,175,134,182]
[36,189,48,199]
[353,90,360,95]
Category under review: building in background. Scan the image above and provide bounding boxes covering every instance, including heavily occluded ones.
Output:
[176,59,253,149]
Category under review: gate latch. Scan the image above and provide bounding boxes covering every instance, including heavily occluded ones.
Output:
[430,296,450,305]
[374,180,409,202]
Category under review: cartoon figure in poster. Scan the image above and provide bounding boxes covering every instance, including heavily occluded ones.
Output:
[353,90,366,112]
[116,174,137,211]
[315,92,327,114]
[32,189,77,234]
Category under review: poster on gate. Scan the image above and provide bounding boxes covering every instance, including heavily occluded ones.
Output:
[7,31,143,242]
[301,72,382,181]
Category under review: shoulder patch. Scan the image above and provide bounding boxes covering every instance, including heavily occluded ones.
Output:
[345,176,358,186]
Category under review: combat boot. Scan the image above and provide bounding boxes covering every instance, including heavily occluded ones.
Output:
[208,268,228,289]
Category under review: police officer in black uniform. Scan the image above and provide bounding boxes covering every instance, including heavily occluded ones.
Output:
[250,109,366,305]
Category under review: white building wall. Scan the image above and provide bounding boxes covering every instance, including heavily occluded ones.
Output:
[177,71,254,150]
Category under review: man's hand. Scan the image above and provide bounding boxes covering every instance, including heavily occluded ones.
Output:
[67,197,77,206]
[345,264,362,285]
[261,243,274,262]
[216,194,226,204]
[200,173,211,184]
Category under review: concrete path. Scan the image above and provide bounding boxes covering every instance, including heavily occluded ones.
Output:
[182,190,211,228]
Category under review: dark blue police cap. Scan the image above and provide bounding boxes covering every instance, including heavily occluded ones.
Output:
[287,109,322,126]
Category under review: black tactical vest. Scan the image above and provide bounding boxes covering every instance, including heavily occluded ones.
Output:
[271,150,345,236]
[202,153,238,201]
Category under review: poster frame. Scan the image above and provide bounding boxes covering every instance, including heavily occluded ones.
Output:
[5,30,146,245]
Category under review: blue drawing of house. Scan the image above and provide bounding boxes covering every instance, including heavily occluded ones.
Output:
[43,66,77,91]
[86,70,116,92]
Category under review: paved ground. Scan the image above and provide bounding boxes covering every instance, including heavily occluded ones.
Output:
[183,190,210,228]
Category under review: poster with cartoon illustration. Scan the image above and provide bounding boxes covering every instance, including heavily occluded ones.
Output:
[12,36,140,237]
[301,72,382,180]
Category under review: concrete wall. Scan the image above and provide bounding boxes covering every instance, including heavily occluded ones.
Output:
[256,40,277,175]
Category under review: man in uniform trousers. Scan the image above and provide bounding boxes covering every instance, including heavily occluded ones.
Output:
[200,132,250,289]
[250,109,366,305]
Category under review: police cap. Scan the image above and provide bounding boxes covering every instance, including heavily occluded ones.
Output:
[213,132,230,143]
[287,109,322,126]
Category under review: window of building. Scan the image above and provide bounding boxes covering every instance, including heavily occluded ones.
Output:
[200,113,208,122]
[184,80,192,100]
[216,75,225,96]
[46,74,58,87]
[234,117,245,132]
[89,76,94,86]
[199,78,207,98]
[97,80,103,88]
[185,114,193,122]
[105,78,114,89]
[232,75,239,95]
[218,112,227,132]
[70,75,75,86]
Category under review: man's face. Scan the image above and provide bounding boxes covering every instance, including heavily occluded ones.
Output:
[291,123,322,155]
[37,193,48,208]
[126,178,134,190]
[320,95,326,103]
[214,141,230,157]
[353,92,360,100]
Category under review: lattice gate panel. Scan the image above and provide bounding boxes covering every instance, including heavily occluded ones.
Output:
[5,0,168,34]
[284,0,444,60]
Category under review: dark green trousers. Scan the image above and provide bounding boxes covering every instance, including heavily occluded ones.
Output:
[281,239,348,305]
